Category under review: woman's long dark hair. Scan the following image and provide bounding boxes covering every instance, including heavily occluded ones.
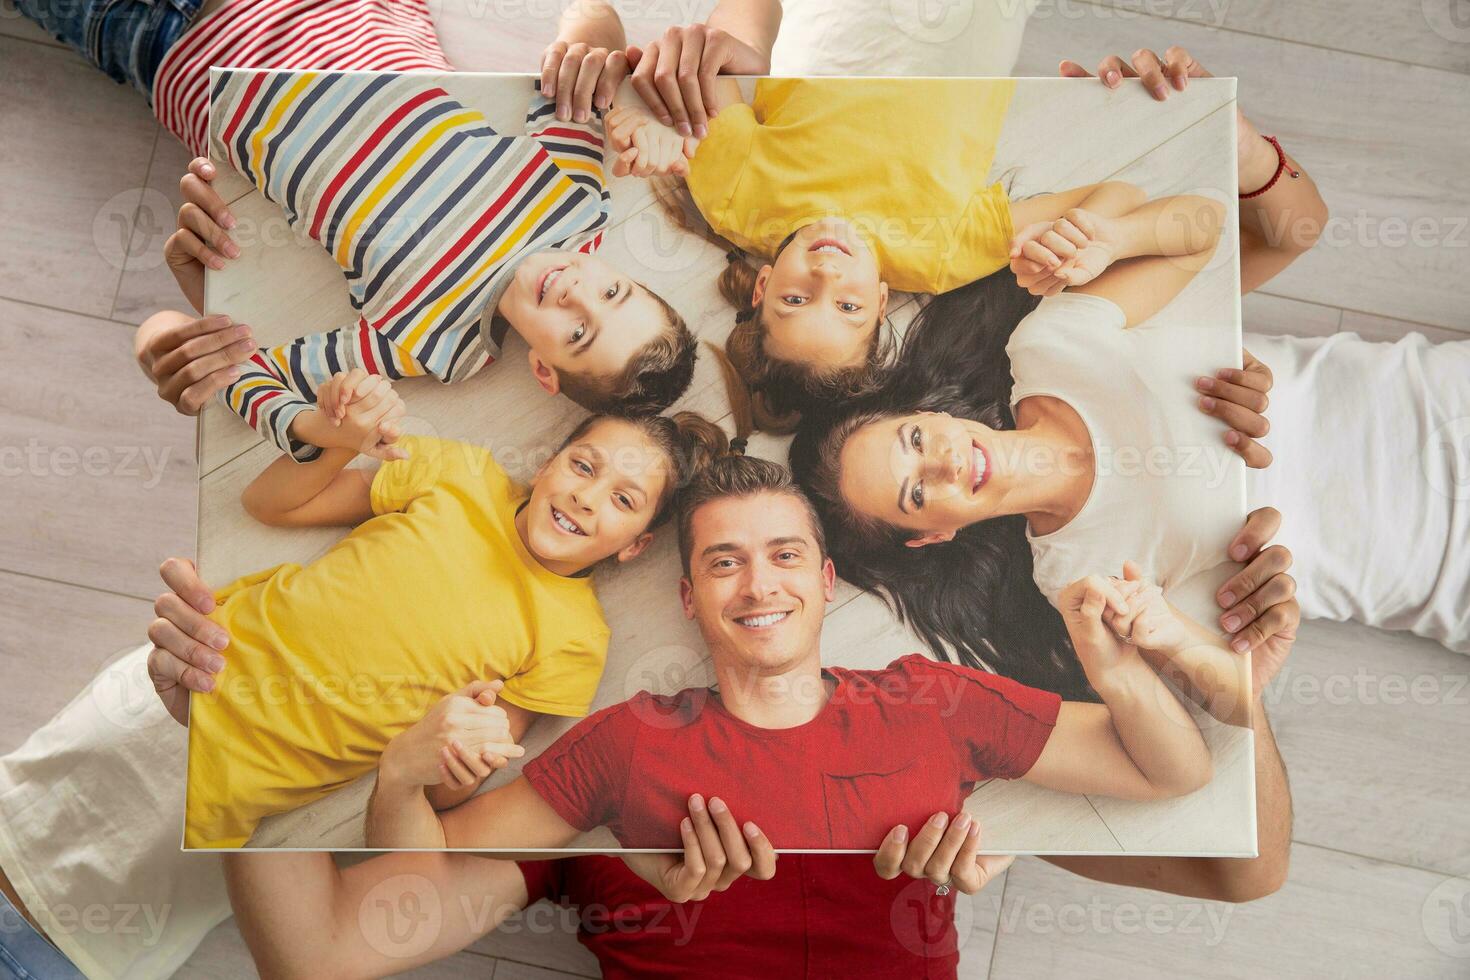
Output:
[790,273,1099,701]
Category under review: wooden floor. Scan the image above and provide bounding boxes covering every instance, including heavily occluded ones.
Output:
[1,0,1468,977]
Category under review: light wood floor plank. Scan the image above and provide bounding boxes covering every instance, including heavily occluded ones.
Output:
[1081,0,1470,74]
[1270,618,1470,877]
[1222,0,1470,74]
[0,572,151,755]
[1242,291,1342,338]
[0,39,157,318]
[988,842,1470,978]
[113,131,204,325]
[469,901,601,977]
[492,957,600,980]
[1339,309,1470,344]
[0,298,196,598]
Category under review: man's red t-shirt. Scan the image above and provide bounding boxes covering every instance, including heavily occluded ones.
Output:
[517,853,974,979]
[521,654,1061,850]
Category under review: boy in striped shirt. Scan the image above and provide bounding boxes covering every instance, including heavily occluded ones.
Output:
[194,69,697,461]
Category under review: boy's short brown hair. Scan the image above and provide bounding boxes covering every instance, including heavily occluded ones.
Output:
[676,454,827,575]
[558,288,697,415]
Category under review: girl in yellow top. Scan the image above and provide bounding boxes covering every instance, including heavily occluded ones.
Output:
[607,78,1141,430]
[185,371,726,848]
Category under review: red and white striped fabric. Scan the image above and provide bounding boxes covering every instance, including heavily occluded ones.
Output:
[153,0,454,157]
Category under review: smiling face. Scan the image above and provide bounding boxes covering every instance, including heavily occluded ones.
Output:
[679,491,836,675]
[753,218,889,371]
[497,249,671,394]
[838,410,1003,546]
[522,418,674,572]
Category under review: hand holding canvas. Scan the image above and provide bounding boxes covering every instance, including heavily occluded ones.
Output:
[874,810,1013,896]
[620,794,778,903]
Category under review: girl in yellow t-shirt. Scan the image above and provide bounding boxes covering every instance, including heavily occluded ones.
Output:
[185,371,728,848]
[606,78,1143,431]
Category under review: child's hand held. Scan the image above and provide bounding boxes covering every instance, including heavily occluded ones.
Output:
[315,372,407,459]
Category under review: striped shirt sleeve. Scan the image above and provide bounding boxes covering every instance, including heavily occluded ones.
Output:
[222,318,429,461]
[523,86,610,239]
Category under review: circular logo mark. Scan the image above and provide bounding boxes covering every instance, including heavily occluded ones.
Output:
[1422,416,1470,502]
[358,873,443,961]
[890,0,976,44]
[889,875,975,958]
[615,207,710,275]
[92,187,174,272]
[622,644,714,730]
[1423,0,1470,42]
[91,646,170,733]
[1423,875,1470,959]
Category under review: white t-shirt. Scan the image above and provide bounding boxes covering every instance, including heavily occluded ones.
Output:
[770,0,1035,77]
[1006,292,1246,628]
[1245,331,1470,652]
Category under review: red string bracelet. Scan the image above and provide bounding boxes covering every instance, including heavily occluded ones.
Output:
[1240,135,1300,199]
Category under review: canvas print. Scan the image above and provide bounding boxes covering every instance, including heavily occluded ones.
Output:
[186,70,1252,855]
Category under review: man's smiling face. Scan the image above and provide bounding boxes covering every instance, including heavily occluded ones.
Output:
[679,491,836,675]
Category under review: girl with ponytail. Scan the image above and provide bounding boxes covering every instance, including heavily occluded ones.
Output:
[615,78,1149,432]
[184,404,730,846]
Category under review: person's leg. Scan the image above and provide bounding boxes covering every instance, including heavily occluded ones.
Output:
[12,0,202,99]
[0,644,230,979]
[0,880,85,980]
[0,867,39,936]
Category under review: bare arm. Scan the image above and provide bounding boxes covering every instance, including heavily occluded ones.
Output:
[425,701,539,811]
[1074,194,1224,326]
[367,774,582,850]
[1026,577,1212,800]
[1009,180,1147,228]
[1043,696,1290,902]
[1026,667,1212,801]
[239,448,376,528]
[225,851,530,979]
[555,0,627,50]
[1137,600,1251,728]
[1237,116,1327,294]
[707,0,782,66]
[1055,48,1327,297]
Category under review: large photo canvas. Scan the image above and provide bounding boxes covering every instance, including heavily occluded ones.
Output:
[187,71,1251,855]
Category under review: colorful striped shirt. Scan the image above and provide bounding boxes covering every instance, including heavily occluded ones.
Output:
[153,0,454,159]
[208,69,609,459]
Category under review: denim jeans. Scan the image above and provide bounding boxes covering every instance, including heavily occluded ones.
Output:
[0,889,84,980]
[13,0,203,99]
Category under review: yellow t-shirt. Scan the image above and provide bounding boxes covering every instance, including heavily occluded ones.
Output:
[686,78,1016,294]
[185,436,611,848]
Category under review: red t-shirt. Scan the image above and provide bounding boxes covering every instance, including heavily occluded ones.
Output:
[522,655,1060,850]
[518,854,970,979]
